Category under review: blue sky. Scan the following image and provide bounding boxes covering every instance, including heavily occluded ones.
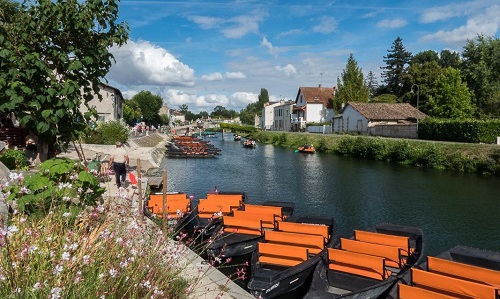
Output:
[106,0,500,113]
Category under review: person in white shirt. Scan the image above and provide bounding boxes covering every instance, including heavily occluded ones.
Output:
[109,142,129,188]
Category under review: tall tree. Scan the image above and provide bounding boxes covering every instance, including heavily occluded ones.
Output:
[334,54,369,112]
[439,49,461,69]
[405,61,444,114]
[132,91,163,125]
[0,0,128,161]
[461,35,500,117]
[240,88,269,125]
[380,37,412,97]
[365,70,379,99]
[428,67,473,119]
[123,99,142,124]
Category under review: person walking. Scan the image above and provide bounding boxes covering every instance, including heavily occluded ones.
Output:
[109,141,129,188]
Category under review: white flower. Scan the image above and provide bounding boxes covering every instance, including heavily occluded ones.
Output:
[6,225,18,237]
[62,212,71,218]
[28,245,38,254]
[83,255,90,265]
[109,268,117,278]
[50,287,62,299]
[61,252,70,261]
[32,282,41,291]
[53,264,63,275]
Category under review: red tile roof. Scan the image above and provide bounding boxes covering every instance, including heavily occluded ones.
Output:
[295,86,335,108]
[348,102,427,120]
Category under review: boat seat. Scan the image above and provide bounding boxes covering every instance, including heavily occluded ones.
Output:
[340,238,403,268]
[328,248,391,281]
[354,230,414,256]
[427,256,500,287]
[197,199,233,219]
[277,221,329,242]
[147,194,190,218]
[264,230,325,254]
[258,243,308,267]
[223,216,263,236]
[411,268,498,299]
[397,283,457,299]
[202,196,242,211]
[244,204,284,221]
[232,210,276,229]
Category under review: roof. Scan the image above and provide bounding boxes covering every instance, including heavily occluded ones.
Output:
[295,86,335,108]
[347,102,427,121]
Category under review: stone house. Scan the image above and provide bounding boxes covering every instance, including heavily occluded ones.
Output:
[292,85,335,132]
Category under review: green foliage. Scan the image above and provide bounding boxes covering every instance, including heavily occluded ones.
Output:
[370,94,398,103]
[83,120,130,145]
[1,158,104,216]
[0,149,29,170]
[132,91,163,125]
[381,37,412,97]
[334,53,369,113]
[404,60,443,114]
[123,99,142,124]
[239,88,270,125]
[428,67,473,119]
[0,0,129,157]
[419,118,500,143]
[219,123,258,134]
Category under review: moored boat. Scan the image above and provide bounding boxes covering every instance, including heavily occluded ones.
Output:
[243,139,256,148]
[304,223,424,299]
[206,201,295,260]
[143,192,193,233]
[386,245,500,299]
[297,144,315,153]
[247,216,335,299]
[234,134,242,141]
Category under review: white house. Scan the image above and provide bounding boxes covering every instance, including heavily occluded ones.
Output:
[81,83,124,122]
[260,101,283,130]
[272,101,294,131]
[332,102,427,138]
[170,109,186,124]
[292,85,335,132]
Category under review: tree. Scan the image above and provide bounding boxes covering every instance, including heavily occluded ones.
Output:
[123,99,142,124]
[131,91,163,125]
[380,37,412,97]
[439,49,461,69]
[240,88,269,124]
[411,50,439,65]
[178,104,189,114]
[365,70,379,99]
[461,35,500,117]
[334,54,369,112]
[404,60,444,114]
[428,67,473,119]
[0,0,128,161]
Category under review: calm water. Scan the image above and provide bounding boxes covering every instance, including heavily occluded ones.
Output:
[160,133,500,256]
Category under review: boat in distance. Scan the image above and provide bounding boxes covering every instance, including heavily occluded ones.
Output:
[304,223,424,299]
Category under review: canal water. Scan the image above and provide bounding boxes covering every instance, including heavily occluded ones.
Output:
[160,133,499,269]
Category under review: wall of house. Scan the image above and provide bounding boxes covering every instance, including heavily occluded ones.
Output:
[272,103,293,131]
[307,125,332,134]
[368,124,417,139]
[332,106,367,133]
[81,86,122,122]
[306,103,326,123]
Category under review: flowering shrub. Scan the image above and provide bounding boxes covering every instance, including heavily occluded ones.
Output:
[0,204,190,299]
[0,158,104,216]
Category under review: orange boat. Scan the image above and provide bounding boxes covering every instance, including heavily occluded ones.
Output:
[297,144,315,153]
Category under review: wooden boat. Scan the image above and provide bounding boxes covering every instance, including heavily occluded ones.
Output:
[247,216,335,299]
[166,135,221,158]
[143,192,193,232]
[206,201,295,260]
[304,223,424,299]
[297,144,315,153]
[233,134,242,141]
[386,245,500,299]
[181,192,247,242]
[243,139,256,148]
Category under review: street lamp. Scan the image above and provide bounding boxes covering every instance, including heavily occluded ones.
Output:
[411,84,420,134]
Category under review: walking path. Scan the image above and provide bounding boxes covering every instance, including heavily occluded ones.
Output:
[57,133,254,299]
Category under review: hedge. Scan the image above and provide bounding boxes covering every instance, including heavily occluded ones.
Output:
[419,118,500,144]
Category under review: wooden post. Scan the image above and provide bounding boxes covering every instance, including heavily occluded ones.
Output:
[137,159,143,223]
[162,169,167,227]
[222,128,224,140]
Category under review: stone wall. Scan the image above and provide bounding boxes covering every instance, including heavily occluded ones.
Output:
[368,124,417,139]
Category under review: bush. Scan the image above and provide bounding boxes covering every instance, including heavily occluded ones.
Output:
[419,118,500,144]
[0,149,29,170]
[83,120,130,145]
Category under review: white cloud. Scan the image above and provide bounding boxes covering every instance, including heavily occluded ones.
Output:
[201,72,224,81]
[223,12,264,38]
[376,18,408,29]
[275,64,297,77]
[109,40,195,87]
[231,92,258,108]
[422,6,500,46]
[225,72,246,79]
[260,37,275,56]
[189,16,222,29]
[276,29,303,38]
[312,16,337,34]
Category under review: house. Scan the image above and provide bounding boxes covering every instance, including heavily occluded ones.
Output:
[81,83,124,122]
[272,100,294,131]
[292,85,335,132]
[170,110,186,125]
[332,102,427,138]
[260,101,284,130]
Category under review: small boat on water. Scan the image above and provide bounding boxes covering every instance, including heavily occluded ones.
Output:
[247,216,335,299]
[234,134,242,141]
[386,245,500,299]
[166,135,221,158]
[143,192,192,232]
[206,201,295,260]
[304,223,424,299]
[243,139,256,148]
[297,144,316,153]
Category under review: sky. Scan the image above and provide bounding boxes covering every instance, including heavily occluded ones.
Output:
[106,0,500,113]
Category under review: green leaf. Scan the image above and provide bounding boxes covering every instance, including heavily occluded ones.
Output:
[36,121,50,134]
[41,110,52,119]
[78,170,97,184]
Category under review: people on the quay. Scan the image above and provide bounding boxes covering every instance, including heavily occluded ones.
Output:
[109,141,129,188]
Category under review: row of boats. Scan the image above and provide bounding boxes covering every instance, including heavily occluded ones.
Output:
[144,192,500,299]
[165,135,221,158]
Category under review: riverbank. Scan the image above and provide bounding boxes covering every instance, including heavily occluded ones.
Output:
[249,131,500,176]
[57,133,254,299]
